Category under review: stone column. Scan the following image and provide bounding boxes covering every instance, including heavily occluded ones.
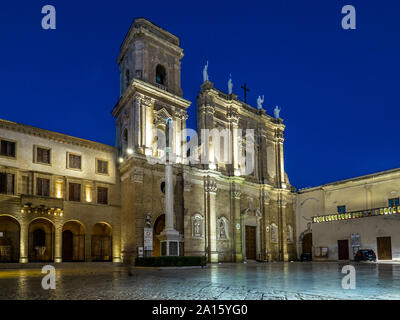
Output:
[232,183,242,262]
[276,133,285,188]
[180,112,187,163]
[85,234,92,262]
[144,98,153,156]
[54,223,62,263]
[134,96,141,149]
[263,190,271,261]
[205,177,218,262]
[19,221,28,263]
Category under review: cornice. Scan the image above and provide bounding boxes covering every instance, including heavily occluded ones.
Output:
[112,79,191,118]
[0,119,116,153]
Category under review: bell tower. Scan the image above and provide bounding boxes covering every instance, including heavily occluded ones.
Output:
[112,18,190,159]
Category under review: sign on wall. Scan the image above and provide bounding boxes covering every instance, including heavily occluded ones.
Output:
[144,228,153,251]
[351,234,361,247]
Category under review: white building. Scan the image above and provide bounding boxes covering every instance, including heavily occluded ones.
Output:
[296,168,400,261]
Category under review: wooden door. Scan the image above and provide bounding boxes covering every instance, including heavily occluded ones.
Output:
[338,240,349,260]
[302,233,312,254]
[245,226,256,260]
[377,237,392,260]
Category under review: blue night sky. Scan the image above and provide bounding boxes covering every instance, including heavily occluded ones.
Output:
[0,0,399,189]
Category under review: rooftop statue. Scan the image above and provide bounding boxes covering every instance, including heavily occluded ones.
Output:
[203,61,209,83]
[257,95,264,109]
[228,74,233,94]
[274,105,281,118]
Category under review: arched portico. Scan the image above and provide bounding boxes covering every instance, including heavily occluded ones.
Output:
[62,220,85,261]
[91,222,112,261]
[0,215,20,262]
[28,218,55,262]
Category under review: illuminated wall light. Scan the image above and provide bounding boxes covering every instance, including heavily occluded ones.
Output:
[234,169,241,177]
[118,157,124,163]
[56,180,63,199]
[127,148,133,155]
[85,185,92,202]
[209,163,216,170]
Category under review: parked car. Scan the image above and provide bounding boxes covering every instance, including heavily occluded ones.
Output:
[300,253,312,261]
[354,249,376,262]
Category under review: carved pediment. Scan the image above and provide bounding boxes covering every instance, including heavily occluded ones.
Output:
[154,107,172,126]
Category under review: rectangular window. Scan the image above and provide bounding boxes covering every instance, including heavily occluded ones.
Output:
[36,178,50,197]
[337,205,346,214]
[97,187,108,205]
[0,173,15,194]
[389,198,400,207]
[69,183,81,202]
[36,147,51,164]
[68,153,81,170]
[96,159,109,175]
[0,140,16,158]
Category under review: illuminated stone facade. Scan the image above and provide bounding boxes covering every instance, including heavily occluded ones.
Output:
[113,18,296,263]
[0,18,297,263]
[0,119,120,263]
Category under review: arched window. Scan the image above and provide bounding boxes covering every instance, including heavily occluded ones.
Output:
[156,65,166,85]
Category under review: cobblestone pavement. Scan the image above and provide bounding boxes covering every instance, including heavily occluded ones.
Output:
[0,261,399,300]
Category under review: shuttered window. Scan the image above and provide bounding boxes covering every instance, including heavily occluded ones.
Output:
[36,178,50,197]
[97,187,108,205]
[68,154,81,169]
[36,147,51,164]
[97,160,108,175]
[69,183,81,201]
[0,173,14,194]
[0,140,16,158]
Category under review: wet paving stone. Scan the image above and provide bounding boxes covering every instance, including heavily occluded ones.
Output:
[0,261,399,300]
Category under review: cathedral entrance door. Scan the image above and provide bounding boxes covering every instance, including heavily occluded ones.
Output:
[245,226,256,260]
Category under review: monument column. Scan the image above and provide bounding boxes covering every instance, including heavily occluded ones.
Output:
[165,164,174,232]
[159,157,181,256]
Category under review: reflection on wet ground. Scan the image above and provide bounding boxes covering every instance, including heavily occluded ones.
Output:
[0,261,399,300]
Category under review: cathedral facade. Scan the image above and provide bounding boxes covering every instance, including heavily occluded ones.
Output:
[113,18,296,263]
[0,18,296,264]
